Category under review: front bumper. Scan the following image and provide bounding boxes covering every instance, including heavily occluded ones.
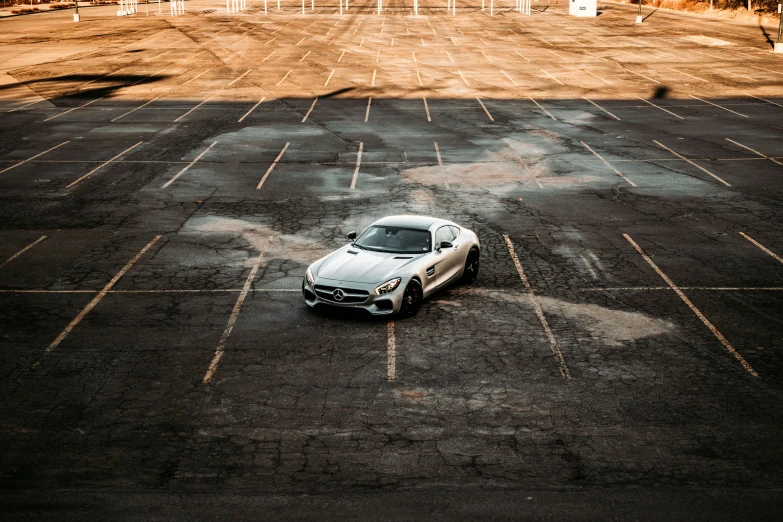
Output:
[302,276,404,315]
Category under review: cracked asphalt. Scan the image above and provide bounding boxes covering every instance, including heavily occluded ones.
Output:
[1,1,782,519]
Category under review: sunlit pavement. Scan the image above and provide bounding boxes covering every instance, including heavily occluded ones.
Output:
[1,2,782,519]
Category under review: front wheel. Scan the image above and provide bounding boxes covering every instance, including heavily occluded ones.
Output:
[461,248,480,283]
[398,279,423,317]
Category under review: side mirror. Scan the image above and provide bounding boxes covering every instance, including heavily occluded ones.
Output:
[347,231,357,240]
[439,241,453,250]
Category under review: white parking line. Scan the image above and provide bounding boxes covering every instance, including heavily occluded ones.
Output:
[128,67,167,87]
[476,97,494,122]
[228,69,252,86]
[514,50,530,62]
[261,50,276,63]
[739,232,783,264]
[500,70,516,85]
[299,50,312,62]
[582,97,620,120]
[503,235,571,380]
[338,50,346,62]
[689,94,748,118]
[528,97,557,121]
[365,97,372,122]
[623,68,660,84]
[202,237,272,385]
[458,70,469,86]
[68,141,143,189]
[387,321,396,382]
[0,141,69,175]
[174,97,212,122]
[277,70,292,85]
[43,235,162,356]
[350,142,363,189]
[623,233,758,378]
[541,69,563,85]
[182,50,207,63]
[43,97,104,122]
[635,96,684,120]
[0,235,47,270]
[434,141,449,189]
[238,97,265,123]
[725,138,782,166]
[581,142,636,187]
[371,69,376,86]
[652,140,731,187]
[423,97,431,121]
[582,69,611,85]
[111,96,163,122]
[161,141,218,189]
[302,97,318,122]
[324,69,335,86]
[666,66,708,83]
[416,69,423,86]
[744,93,783,109]
[257,142,290,190]
[181,69,211,85]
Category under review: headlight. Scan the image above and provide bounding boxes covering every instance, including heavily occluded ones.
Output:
[375,278,401,295]
[305,267,314,287]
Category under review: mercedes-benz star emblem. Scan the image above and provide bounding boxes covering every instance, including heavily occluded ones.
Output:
[332,289,345,301]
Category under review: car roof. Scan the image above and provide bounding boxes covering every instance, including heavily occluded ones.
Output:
[372,215,452,230]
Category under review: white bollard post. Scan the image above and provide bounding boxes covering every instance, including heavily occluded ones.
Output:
[226,0,229,13]
[414,0,417,14]
[265,0,267,13]
[302,0,305,14]
[482,0,484,10]
[277,0,280,9]
[452,0,455,15]
[311,0,314,10]
[339,0,342,14]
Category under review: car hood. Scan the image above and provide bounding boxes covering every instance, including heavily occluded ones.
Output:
[317,246,422,283]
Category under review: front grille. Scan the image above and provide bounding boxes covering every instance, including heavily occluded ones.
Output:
[314,284,369,304]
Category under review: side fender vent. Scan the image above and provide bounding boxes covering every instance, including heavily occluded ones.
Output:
[394,256,413,259]
[347,250,358,255]
[426,266,435,277]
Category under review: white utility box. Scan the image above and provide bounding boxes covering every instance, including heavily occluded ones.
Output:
[569,0,597,17]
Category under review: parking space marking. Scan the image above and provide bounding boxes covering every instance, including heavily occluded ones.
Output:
[623,233,758,378]
[181,69,211,85]
[338,50,346,62]
[174,97,212,122]
[0,235,47,271]
[689,94,748,118]
[277,70,293,86]
[423,97,431,121]
[744,93,783,109]
[350,142,363,190]
[666,66,708,83]
[202,237,272,385]
[541,69,563,85]
[1,99,44,114]
[581,69,611,84]
[228,69,252,86]
[579,286,783,292]
[182,50,207,63]
[500,70,516,85]
[42,235,162,357]
[257,142,290,190]
[528,97,557,121]
[371,69,377,86]
[581,142,636,187]
[238,97,265,123]
[458,70,469,86]
[725,138,782,166]
[0,141,69,175]
[514,50,530,62]
[739,232,783,264]
[111,96,164,122]
[160,141,218,189]
[653,140,731,187]
[476,97,494,121]
[635,96,684,120]
[434,141,449,189]
[68,141,143,189]
[504,235,571,380]
[365,97,372,122]
[387,321,396,382]
[302,97,319,122]
[299,50,312,62]
[581,97,620,120]
[623,68,660,84]
[43,97,104,122]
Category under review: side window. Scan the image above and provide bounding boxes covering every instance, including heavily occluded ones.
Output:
[435,226,454,246]
[449,226,461,240]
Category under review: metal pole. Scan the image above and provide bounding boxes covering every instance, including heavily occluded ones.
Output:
[778,3,783,43]
[74,0,79,21]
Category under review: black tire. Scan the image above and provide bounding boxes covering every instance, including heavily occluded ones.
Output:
[399,279,423,317]
[461,248,480,283]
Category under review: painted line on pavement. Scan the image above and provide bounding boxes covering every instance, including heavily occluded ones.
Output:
[68,141,143,188]
[365,97,372,122]
[277,70,293,86]
[44,97,104,122]
[257,142,290,190]
[42,235,162,357]
[434,141,449,189]
[653,140,731,187]
[238,97,265,123]
[161,141,218,189]
[689,94,748,118]
[202,237,272,384]
[302,97,319,122]
[111,96,164,122]
[725,138,782,166]
[174,97,212,122]
[423,97,431,121]
[635,96,684,120]
[350,142,363,190]
[581,142,636,187]
[528,97,557,121]
[476,97,494,121]
[582,97,620,120]
[739,232,783,264]
[0,236,47,271]
[387,321,396,382]
[228,69,252,86]
[504,234,571,380]
[0,141,69,175]
[623,233,758,378]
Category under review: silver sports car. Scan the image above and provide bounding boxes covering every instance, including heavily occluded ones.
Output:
[302,215,480,316]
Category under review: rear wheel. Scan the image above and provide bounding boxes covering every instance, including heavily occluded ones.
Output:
[462,248,480,283]
[399,279,423,317]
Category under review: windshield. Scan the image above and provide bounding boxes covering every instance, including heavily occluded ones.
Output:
[354,226,431,254]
